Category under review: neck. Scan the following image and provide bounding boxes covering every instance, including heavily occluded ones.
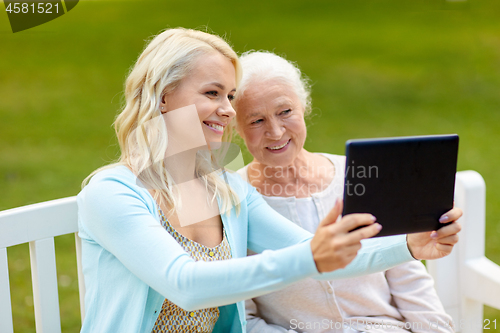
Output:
[164,148,199,184]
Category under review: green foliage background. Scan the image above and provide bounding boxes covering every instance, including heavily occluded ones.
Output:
[1,0,499,331]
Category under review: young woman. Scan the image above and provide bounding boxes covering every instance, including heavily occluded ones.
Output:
[77,28,462,333]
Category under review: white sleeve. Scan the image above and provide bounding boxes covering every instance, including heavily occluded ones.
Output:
[385,261,455,333]
[246,299,299,333]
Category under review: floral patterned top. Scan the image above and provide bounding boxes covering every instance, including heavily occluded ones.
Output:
[152,209,232,333]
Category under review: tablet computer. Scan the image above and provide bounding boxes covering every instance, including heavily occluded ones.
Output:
[342,134,459,237]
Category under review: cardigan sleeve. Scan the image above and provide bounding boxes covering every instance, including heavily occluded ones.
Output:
[78,174,319,312]
[244,181,416,280]
[79,169,414,311]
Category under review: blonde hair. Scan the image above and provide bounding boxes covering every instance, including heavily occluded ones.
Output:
[236,51,312,116]
[83,28,241,216]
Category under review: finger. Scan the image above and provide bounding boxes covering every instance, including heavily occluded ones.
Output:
[318,198,343,228]
[336,213,377,233]
[435,242,454,255]
[435,234,459,246]
[336,199,344,223]
[433,221,462,238]
[439,207,463,223]
[343,222,382,243]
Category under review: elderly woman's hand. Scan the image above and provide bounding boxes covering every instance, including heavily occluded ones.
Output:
[310,200,382,273]
[406,206,463,260]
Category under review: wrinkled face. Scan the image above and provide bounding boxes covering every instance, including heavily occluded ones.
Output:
[162,51,237,145]
[235,79,307,167]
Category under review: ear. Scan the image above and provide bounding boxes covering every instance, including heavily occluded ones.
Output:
[160,94,167,114]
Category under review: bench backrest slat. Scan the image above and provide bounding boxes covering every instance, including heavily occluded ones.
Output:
[0,247,14,333]
[0,197,78,248]
[30,237,62,333]
[75,233,86,323]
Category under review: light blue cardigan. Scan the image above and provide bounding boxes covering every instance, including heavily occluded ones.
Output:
[77,166,413,333]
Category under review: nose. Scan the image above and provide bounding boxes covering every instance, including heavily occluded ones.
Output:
[265,118,285,139]
[216,98,236,119]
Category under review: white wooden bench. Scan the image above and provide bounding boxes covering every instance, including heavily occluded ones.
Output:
[427,171,500,333]
[0,197,84,333]
[0,171,499,332]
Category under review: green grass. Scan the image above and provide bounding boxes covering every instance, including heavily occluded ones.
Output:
[1,0,500,331]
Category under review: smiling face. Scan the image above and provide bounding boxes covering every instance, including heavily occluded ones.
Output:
[161,51,237,146]
[235,79,307,167]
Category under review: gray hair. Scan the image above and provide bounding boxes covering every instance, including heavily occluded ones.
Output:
[236,51,312,115]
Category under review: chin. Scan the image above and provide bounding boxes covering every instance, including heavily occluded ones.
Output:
[203,134,222,146]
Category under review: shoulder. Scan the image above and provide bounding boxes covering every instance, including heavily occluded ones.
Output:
[221,169,252,197]
[86,165,137,186]
[317,152,346,165]
[317,153,346,180]
[78,166,157,215]
[77,166,161,243]
[81,166,142,197]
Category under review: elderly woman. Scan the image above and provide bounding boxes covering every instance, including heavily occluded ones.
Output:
[234,51,455,333]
